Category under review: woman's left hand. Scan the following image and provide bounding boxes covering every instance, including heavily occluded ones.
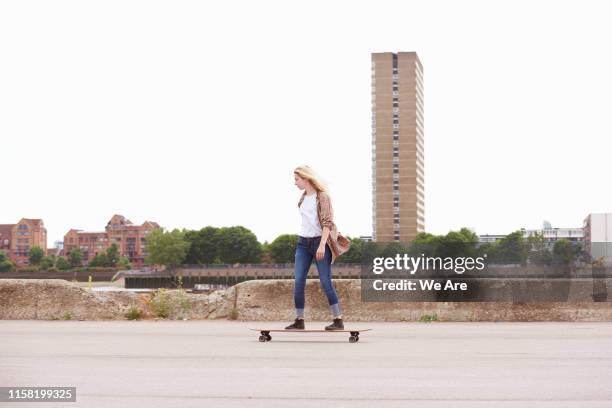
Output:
[316,245,326,261]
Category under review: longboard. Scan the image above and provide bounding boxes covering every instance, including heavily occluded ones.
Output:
[249,327,371,343]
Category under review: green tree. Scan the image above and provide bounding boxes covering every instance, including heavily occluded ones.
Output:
[117,257,132,270]
[89,252,110,267]
[68,248,83,267]
[476,242,498,260]
[408,232,442,257]
[494,231,527,265]
[216,226,262,264]
[56,256,71,271]
[28,246,44,265]
[526,232,552,265]
[40,255,57,270]
[553,238,576,265]
[269,234,299,263]
[144,228,190,268]
[106,243,119,267]
[436,228,479,258]
[183,226,219,264]
[0,251,15,272]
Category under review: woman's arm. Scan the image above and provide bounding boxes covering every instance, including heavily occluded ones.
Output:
[316,192,334,261]
[316,226,331,261]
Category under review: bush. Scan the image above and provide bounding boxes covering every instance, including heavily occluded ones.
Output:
[117,257,131,270]
[56,257,71,271]
[40,255,56,270]
[0,257,15,272]
[174,289,192,319]
[62,311,73,320]
[151,288,171,318]
[149,288,192,319]
[125,304,144,320]
[85,267,117,273]
[18,266,40,273]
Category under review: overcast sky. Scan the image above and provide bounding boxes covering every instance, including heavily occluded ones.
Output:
[2,0,611,246]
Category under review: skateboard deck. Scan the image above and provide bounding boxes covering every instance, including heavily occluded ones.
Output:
[249,327,371,343]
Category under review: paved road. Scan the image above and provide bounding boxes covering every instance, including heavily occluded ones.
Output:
[1,320,611,408]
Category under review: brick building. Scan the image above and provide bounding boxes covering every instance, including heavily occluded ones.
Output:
[0,218,47,266]
[63,215,159,267]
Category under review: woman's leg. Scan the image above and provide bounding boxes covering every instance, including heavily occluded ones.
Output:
[293,238,313,319]
[315,241,342,318]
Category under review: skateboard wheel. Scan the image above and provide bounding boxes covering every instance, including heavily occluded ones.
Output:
[266,334,272,341]
[259,335,266,342]
[349,336,357,343]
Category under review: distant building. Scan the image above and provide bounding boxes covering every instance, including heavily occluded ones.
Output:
[0,218,47,266]
[63,214,160,267]
[371,51,425,243]
[359,235,373,242]
[478,227,583,249]
[478,234,507,244]
[583,213,612,264]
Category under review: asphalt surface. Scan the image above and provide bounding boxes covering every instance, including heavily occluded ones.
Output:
[1,320,611,408]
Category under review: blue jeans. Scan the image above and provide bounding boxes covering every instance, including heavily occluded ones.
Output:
[293,235,342,319]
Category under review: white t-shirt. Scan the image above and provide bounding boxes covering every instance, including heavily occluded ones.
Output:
[299,193,322,237]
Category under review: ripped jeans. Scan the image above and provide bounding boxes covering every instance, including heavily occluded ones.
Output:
[293,235,341,319]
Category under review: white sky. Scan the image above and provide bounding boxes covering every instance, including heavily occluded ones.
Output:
[2,0,611,246]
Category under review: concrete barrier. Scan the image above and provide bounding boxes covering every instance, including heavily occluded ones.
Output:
[228,279,612,322]
[2,278,612,321]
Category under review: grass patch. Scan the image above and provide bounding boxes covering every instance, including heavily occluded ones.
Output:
[125,304,144,320]
[151,288,171,318]
[419,313,438,322]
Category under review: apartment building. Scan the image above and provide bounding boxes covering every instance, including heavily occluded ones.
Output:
[0,218,47,266]
[63,214,159,267]
[371,51,425,243]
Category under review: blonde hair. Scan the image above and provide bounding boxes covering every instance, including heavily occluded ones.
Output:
[294,165,329,193]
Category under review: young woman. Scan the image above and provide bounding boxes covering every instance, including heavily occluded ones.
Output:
[285,165,351,330]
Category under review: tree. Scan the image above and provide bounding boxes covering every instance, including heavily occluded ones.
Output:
[106,243,119,267]
[56,257,71,271]
[117,257,131,270]
[269,234,299,263]
[494,231,527,265]
[183,226,219,264]
[0,251,15,272]
[28,246,44,265]
[526,232,552,265]
[215,226,262,264]
[437,228,479,258]
[40,255,57,270]
[68,248,83,267]
[553,238,576,265]
[89,252,110,267]
[144,228,190,268]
